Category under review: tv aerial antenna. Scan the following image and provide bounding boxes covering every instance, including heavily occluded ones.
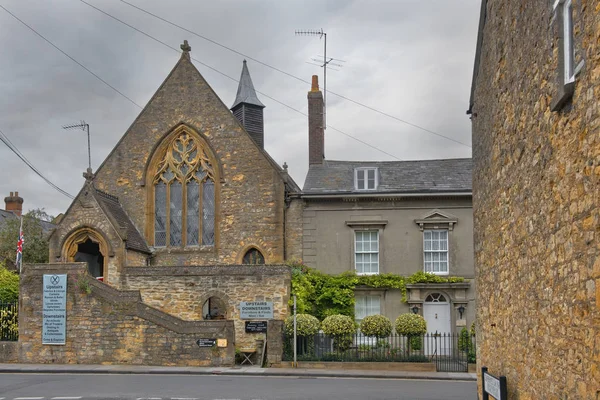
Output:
[63,120,92,175]
[295,29,345,130]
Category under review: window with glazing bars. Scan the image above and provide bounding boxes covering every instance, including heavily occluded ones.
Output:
[154,132,215,247]
[355,231,379,274]
[423,230,448,274]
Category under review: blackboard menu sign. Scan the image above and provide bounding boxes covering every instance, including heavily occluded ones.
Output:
[196,338,216,347]
[245,321,268,333]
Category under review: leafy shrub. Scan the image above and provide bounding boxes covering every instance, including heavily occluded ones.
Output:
[321,314,355,352]
[0,305,18,340]
[359,315,392,338]
[0,264,19,303]
[458,327,474,352]
[409,336,423,351]
[395,313,427,336]
[284,313,320,336]
[321,314,356,336]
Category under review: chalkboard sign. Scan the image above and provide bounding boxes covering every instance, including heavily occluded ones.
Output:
[245,321,268,333]
[196,338,216,347]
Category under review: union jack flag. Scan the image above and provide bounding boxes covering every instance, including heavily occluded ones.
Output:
[16,217,23,273]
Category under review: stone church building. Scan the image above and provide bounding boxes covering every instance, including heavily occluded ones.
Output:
[14,41,303,366]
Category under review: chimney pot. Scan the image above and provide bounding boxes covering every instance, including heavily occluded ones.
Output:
[311,75,319,92]
[4,191,23,217]
[307,77,324,165]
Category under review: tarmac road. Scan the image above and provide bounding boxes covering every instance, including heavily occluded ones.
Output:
[0,373,476,400]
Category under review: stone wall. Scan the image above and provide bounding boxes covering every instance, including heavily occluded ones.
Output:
[123,265,291,350]
[48,187,125,287]
[0,342,18,362]
[470,1,599,398]
[91,53,292,266]
[18,263,236,366]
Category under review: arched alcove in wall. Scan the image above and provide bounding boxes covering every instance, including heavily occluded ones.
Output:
[61,227,110,280]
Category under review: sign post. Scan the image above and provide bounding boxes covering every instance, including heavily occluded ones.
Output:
[482,367,508,400]
[42,274,67,345]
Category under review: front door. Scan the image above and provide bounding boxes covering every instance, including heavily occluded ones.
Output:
[423,293,451,355]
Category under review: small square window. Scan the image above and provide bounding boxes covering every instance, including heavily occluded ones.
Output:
[355,167,378,190]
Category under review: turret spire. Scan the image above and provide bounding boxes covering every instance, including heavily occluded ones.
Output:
[231,60,265,109]
[231,60,266,148]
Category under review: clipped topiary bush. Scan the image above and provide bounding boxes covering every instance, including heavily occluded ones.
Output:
[284,313,320,336]
[322,314,356,352]
[359,315,392,338]
[321,314,356,336]
[395,313,427,336]
[395,313,427,352]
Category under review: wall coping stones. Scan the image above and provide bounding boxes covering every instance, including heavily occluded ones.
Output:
[124,265,291,277]
[24,263,233,335]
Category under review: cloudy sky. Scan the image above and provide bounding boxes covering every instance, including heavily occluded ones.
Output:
[0,0,479,217]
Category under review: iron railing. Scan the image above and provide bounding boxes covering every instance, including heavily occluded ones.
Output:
[282,332,476,372]
[0,302,18,341]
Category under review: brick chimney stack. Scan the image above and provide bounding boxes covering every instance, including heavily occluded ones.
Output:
[4,191,23,216]
[308,75,324,165]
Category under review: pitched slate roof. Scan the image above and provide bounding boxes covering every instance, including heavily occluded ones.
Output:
[0,209,16,229]
[0,209,56,234]
[231,60,265,109]
[302,158,472,195]
[94,189,151,254]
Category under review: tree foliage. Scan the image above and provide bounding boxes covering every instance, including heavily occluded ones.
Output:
[284,313,320,336]
[321,314,356,336]
[0,262,19,303]
[359,315,392,338]
[0,209,53,268]
[395,313,427,336]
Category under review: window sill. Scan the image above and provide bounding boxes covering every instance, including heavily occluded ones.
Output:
[356,272,380,276]
[152,246,216,254]
[551,81,575,112]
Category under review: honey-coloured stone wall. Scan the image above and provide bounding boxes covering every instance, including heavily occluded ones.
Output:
[470,1,599,398]
[18,264,236,366]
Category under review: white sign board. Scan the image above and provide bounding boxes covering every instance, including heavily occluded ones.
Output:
[239,301,273,319]
[484,372,501,399]
[42,274,67,345]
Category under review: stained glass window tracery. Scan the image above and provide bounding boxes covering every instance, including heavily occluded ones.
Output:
[153,132,216,247]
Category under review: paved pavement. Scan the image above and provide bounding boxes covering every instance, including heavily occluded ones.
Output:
[0,363,476,381]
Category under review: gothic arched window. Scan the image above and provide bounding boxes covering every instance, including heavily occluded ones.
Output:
[153,132,215,247]
[242,248,265,265]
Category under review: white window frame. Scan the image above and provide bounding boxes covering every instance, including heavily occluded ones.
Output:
[355,295,381,346]
[354,230,379,275]
[354,167,378,190]
[423,229,449,275]
[355,295,381,324]
[562,0,575,84]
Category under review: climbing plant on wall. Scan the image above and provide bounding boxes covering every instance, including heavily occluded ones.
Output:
[287,259,465,321]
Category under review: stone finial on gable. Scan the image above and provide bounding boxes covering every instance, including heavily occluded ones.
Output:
[180,40,191,57]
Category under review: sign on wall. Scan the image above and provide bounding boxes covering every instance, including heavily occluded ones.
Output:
[482,367,507,400]
[42,274,67,345]
[196,338,216,347]
[245,321,268,333]
[239,301,273,320]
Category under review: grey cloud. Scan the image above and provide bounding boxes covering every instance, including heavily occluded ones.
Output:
[0,0,478,216]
